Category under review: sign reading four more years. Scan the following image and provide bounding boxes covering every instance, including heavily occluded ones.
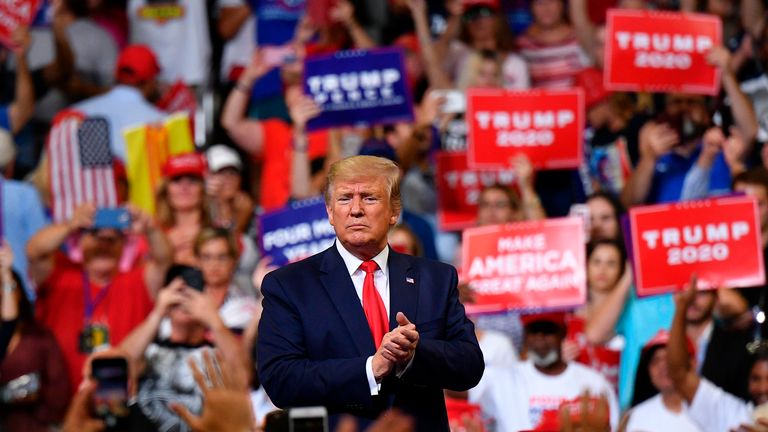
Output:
[629,196,765,296]
[303,48,414,131]
[258,197,336,267]
[462,217,586,314]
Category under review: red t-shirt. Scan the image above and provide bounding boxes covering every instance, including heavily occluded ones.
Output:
[257,119,329,211]
[35,253,154,392]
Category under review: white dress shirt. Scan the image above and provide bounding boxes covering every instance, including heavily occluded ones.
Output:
[335,240,391,395]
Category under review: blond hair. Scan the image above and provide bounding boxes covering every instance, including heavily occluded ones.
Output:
[155,178,212,229]
[324,156,402,214]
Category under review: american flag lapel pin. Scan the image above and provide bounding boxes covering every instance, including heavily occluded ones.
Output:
[406,277,414,284]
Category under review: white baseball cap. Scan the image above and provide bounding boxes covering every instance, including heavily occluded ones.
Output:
[206,145,242,173]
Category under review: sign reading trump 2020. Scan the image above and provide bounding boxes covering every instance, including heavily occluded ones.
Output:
[466,89,583,170]
[461,217,586,314]
[303,48,414,131]
[436,151,518,231]
[629,196,765,297]
[0,0,41,48]
[605,9,722,95]
[258,196,336,267]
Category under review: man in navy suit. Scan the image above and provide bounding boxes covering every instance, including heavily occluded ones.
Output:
[257,156,484,431]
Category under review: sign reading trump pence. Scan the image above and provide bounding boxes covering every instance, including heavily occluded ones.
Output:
[466,89,583,170]
[605,10,722,95]
[629,196,764,297]
[258,197,336,267]
[461,217,586,314]
[303,48,414,131]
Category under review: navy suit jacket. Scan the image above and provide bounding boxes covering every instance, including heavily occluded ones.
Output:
[257,244,484,431]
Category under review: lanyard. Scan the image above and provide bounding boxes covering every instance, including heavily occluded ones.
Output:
[82,273,111,323]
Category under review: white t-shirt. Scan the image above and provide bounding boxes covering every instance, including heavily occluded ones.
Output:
[127,0,211,86]
[478,330,518,368]
[688,378,753,432]
[625,394,701,432]
[470,361,619,431]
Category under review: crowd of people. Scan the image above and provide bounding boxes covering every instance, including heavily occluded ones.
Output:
[3,0,768,431]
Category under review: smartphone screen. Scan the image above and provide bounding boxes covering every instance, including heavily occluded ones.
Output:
[180,267,205,292]
[92,358,130,430]
[93,208,132,231]
[289,407,328,432]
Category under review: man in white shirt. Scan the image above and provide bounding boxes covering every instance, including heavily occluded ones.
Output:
[72,45,166,161]
[471,312,619,431]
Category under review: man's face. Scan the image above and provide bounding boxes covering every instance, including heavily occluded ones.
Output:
[477,188,518,226]
[685,291,716,324]
[735,182,768,232]
[750,360,768,405]
[198,238,235,288]
[80,228,125,267]
[525,322,563,367]
[648,347,675,393]
[326,177,397,259]
[587,197,619,240]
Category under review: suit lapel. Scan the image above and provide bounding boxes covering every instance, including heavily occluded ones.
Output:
[319,245,375,355]
[387,249,418,330]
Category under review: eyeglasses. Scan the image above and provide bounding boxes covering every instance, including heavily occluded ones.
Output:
[199,254,234,264]
[478,200,513,210]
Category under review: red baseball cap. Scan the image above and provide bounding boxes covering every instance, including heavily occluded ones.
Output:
[643,329,696,357]
[115,45,161,85]
[575,67,613,111]
[521,312,567,330]
[162,153,207,179]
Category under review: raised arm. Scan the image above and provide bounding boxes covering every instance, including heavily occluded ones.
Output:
[330,0,376,49]
[621,122,679,207]
[568,0,598,64]
[708,46,759,143]
[118,280,185,367]
[289,96,322,200]
[221,52,270,156]
[26,203,96,287]
[7,28,34,134]
[585,264,632,344]
[667,275,700,403]
[218,4,251,40]
[407,0,452,89]
[129,206,173,298]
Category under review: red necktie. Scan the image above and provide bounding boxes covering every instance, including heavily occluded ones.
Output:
[360,260,389,349]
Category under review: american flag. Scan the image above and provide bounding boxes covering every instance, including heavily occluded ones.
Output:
[48,111,117,223]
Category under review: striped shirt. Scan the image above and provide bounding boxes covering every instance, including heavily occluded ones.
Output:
[517,30,591,89]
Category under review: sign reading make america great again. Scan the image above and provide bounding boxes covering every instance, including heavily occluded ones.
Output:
[303,48,414,131]
[462,217,586,313]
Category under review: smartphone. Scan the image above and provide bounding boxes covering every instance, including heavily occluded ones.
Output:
[569,203,591,243]
[262,45,297,68]
[180,266,205,292]
[93,208,132,231]
[91,357,130,430]
[432,90,466,114]
[289,406,328,432]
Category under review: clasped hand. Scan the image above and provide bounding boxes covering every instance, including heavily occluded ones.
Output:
[372,312,419,380]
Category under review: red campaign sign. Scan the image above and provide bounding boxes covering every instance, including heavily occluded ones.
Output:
[566,316,620,393]
[462,217,586,313]
[604,10,722,95]
[446,398,486,432]
[436,151,517,232]
[629,196,765,297]
[0,0,41,48]
[156,80,197,116]
[466,88,584,170]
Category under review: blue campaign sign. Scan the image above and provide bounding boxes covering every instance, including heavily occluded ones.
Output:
[304,48,415,131]
[258,196,336,267]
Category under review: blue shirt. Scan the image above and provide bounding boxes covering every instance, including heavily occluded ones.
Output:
[248,0,305,100]
[615,288,675,410]
[1,177,49,296]
[647,145,732,204]
[0,105,9,131]
[74,85,166,161]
